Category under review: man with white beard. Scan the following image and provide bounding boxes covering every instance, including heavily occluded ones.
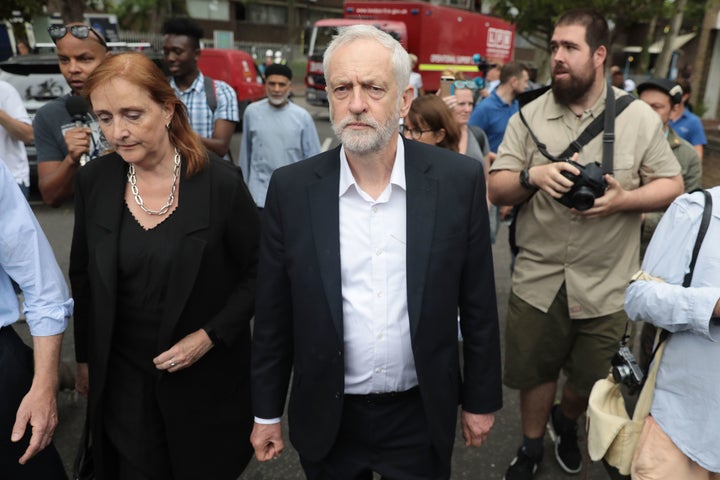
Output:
[250,24,502,479]
[239,63,320,210]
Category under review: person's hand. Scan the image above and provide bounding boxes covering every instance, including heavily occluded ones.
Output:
[499,205,514,221]
[11,385,58,464]
[75,362,89,397]
[63,126,92,164]
[250,422,285,461]
[525,160,579,199]
[575,174,628,218]
[153,329,214,373]
[461,411,495,447]
[440,94,458,110]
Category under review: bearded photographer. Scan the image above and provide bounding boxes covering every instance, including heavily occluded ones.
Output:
[487,9,683,480]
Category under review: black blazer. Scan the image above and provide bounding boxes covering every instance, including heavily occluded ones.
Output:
[70,152,259,479]
[251,138,502,464]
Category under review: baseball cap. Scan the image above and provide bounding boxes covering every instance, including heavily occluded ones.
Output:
[637,78,683,105]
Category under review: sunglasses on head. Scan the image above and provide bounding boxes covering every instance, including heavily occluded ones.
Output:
[452,80,478,90]
[48,25,107,49]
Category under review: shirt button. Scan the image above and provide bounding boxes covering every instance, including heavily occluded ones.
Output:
[372,206,378,214]
[375,249,383,256]
[335,392,341,399]
[377,291,383,298]
[375,368,382,374]
[376,333,383,340]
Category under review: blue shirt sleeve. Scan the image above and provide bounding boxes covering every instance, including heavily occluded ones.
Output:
[301,111,321,158]
[625,190,720,340]
[0,162,73,336]
[214,80,240,123]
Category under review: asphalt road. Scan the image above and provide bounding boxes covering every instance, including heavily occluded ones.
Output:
[15,92,616,480]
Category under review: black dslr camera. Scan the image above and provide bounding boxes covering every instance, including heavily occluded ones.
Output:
[611,343,644,394]
[557,160,607,211]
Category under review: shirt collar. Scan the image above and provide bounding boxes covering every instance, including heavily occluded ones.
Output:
[169,72,205,94]
[339,135,406,198]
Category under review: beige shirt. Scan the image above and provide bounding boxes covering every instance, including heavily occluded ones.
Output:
[492,85,680,318]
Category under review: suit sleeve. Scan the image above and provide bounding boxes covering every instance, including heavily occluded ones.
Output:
[202,167,260,347]
[458,166,503,413]
[70,170,91,362]
[251,172,295,418]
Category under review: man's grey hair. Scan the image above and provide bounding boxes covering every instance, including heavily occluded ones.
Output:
[323,24,411,96]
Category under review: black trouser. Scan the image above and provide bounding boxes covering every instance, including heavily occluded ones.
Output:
[300,387,448,480]
[0,325,67,480]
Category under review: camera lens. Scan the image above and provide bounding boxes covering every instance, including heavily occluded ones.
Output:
[571,187,596,211]
[612,365,629,384]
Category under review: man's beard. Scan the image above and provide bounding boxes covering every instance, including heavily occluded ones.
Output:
[268,93,289,106]
[330,106,400,155]
[551,64,595,106]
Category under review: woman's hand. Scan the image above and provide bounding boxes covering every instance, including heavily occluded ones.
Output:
[153,329,214,373]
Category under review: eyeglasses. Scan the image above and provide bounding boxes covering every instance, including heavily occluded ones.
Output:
[401,125,435,140]
[451,80,479,90]
[48,25,107,49]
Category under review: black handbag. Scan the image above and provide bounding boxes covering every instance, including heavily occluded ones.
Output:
[72,417,94,480]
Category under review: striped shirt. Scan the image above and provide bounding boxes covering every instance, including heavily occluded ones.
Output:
[169,72,238,139]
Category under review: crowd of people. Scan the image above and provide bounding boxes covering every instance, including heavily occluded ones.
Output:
[1,8,718,480]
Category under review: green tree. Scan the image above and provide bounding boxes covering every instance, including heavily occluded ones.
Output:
[0,0,45,22]
[110,0,187,33]
[492,0,703,77]
[492,0,666,50]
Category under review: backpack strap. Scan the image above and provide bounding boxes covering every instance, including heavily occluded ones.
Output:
[204,76,217,113]
[468,125,488,156]
[683,189,713,288]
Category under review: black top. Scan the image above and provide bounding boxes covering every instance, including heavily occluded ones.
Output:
[113,203,181,374]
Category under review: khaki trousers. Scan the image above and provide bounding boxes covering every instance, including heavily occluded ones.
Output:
[631,416,720,480]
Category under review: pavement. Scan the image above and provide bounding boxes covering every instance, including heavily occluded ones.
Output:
[15,200,616,480]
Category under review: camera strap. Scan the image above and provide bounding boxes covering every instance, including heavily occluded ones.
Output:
[517,82,635,173]
[508,84,635,256]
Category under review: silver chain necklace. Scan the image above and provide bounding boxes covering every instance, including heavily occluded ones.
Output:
[127,148,181,216]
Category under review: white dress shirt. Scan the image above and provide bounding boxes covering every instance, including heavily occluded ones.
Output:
[338,139,418,394]
[255,138,417,424]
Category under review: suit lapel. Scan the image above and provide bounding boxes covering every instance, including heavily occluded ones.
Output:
[93,155,126,304]
[404,140,437,338]
[308,149,343,338]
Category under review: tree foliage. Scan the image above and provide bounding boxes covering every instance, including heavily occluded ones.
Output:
[109,0,187,33]
[491,0,702,52]
[0,0,45,22]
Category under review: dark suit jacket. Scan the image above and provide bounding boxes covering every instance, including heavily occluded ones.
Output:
[251,138,502,464]
[70,152,259,479]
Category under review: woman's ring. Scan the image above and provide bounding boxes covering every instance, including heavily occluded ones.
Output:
[169,361,176,367]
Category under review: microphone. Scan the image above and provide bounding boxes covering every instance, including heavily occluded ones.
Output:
[66,96,91,166]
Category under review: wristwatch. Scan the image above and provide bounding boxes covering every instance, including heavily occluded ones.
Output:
[519,167,536,190]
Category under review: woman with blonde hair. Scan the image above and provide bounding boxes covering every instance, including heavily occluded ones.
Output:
[71,52,259,479]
